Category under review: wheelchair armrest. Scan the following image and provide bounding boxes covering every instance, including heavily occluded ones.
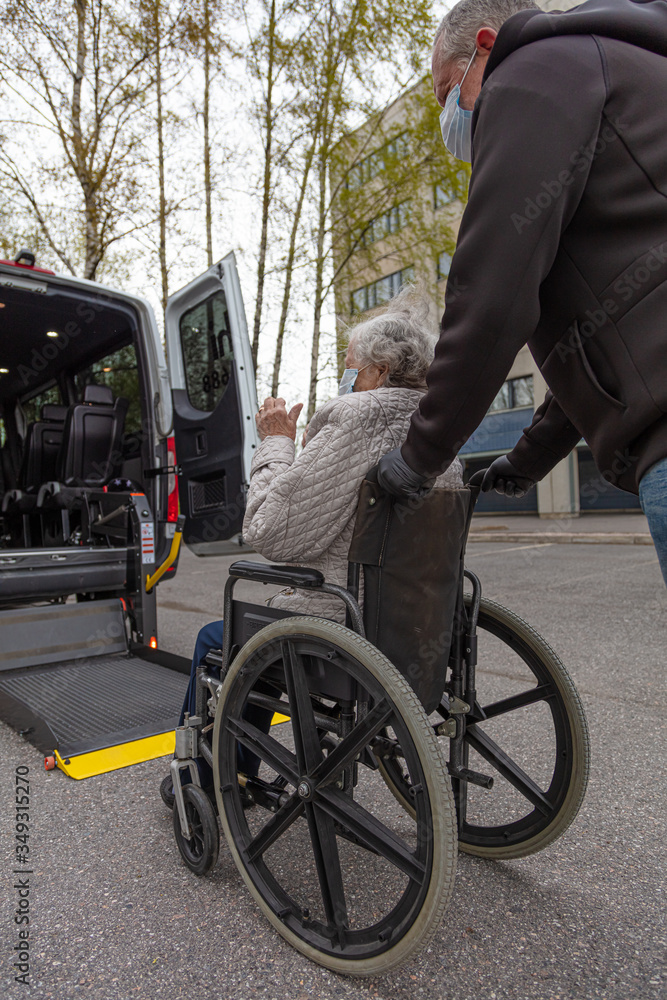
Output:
[229,560,325,589]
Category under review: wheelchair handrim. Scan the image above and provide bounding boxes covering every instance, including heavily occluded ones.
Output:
[212,617,457,973]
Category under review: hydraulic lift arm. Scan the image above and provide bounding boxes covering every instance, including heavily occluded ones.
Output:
[145,514,185,593]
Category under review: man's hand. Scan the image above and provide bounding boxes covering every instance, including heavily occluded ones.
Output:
[481,456,535,498]
[256,397,303,441]
[376,447,433,501]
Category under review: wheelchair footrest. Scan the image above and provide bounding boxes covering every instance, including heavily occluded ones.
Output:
[449,764,494,789]
[241,775,290,812]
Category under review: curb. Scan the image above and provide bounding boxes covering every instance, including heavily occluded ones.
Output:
[468,532,652,545]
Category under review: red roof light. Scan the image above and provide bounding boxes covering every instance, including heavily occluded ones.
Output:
[0,250,55,275]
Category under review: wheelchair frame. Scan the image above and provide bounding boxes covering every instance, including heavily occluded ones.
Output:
[168,476,590,974]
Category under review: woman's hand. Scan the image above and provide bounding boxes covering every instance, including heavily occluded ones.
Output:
[256,397,304,441]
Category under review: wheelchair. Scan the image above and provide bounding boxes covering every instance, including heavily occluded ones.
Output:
[167,470,590,976]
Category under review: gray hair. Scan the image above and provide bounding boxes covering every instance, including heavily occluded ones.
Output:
[348,284,436,390]
[435,0,539,67]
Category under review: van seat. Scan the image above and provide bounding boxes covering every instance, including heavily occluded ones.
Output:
[2,405,69,519]
[22,404,69,489]
[59,384,128,488]
[37,385,128,544]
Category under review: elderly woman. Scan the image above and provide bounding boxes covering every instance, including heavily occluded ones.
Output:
[243,288,463,620]
[169,288,462,793]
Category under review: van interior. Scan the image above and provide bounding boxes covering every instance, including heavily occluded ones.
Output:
[0,259,262,779]
[0,280,159,605]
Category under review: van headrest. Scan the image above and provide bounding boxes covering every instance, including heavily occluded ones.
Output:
[83,384,113,406]
[41,404,69,423]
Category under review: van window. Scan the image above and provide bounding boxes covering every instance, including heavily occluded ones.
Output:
[21,384,62,425]
[179,290,234,412]
[74,343,142,434]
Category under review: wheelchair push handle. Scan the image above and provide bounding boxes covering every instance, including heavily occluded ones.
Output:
[468,469,487,489]
[366,461,488,495]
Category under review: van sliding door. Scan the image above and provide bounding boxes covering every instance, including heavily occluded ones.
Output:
[165,253,258,555]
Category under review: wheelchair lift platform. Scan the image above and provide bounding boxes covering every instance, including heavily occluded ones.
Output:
[0,600,191,779]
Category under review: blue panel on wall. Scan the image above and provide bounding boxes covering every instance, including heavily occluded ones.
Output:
[578,450,641,511]
[460,408,533,456]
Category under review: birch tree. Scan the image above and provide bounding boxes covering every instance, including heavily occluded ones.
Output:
[181,0,233,268]
[138,0,192,314]
[286,0,435,419]
[0,0,153,280]
[246,0,314,372]
[271,135,317,395]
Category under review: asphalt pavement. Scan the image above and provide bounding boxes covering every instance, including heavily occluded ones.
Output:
[1,541,665,1000]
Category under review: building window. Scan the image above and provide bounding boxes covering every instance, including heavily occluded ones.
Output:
[488,375,534,412]
[346,133,409,190]
[437,251,452,280]
[350,265,415,314]
[354,201,411,248]
[434,169,469,209]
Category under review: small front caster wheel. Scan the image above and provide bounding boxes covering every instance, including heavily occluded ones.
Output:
[159,774,175,809]
[173,784,219,876]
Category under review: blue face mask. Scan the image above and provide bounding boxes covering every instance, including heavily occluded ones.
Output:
[338,364,370,395]
[439,50,476,162]
[338,368,359,395]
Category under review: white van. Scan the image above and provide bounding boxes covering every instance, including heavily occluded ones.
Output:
[0,250,259,777]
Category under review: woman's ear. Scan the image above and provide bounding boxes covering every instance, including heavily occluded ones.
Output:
[375,365,390,387]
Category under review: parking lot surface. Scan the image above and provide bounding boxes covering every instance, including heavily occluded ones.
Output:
[1,542,665,1000]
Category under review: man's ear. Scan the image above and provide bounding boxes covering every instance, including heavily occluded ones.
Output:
[476,26,497,54]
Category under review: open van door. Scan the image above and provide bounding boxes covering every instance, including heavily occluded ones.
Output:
[165,252,259,555]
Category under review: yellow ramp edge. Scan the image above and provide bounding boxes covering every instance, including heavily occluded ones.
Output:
[55,732,176,780]
[54,713,290,779]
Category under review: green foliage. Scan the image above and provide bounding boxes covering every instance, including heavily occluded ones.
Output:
[20,384,62,425]
[74,343,143,434]
[331,76,470,369]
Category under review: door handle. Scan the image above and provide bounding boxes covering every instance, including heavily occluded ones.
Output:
[50,554,67,562]
[195,431,207,455]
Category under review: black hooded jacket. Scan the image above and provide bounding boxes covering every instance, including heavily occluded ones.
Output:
[402,0,667,494]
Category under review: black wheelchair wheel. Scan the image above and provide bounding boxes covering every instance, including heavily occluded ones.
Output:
[160,774,175,809]
[379,597,589,860]
[212,617,457,976]
[173,783,220,876]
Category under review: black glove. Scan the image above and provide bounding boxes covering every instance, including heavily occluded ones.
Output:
[481,456,536,498]
[376,448,434,501]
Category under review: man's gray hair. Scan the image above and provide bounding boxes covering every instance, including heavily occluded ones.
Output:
[435,0,539,66]
[348,284,436,390]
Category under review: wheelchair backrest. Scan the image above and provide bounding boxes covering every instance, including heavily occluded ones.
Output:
[348,474,474,713]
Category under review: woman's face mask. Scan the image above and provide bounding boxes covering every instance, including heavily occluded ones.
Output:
[338,363,371,395]
[439,49,476,162]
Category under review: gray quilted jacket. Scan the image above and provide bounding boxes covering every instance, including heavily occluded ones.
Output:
[243,387,464,622]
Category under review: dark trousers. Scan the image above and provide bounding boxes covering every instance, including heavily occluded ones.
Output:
[179,619,273,779]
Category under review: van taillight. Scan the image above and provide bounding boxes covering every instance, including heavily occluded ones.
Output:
[167,436,179,522]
